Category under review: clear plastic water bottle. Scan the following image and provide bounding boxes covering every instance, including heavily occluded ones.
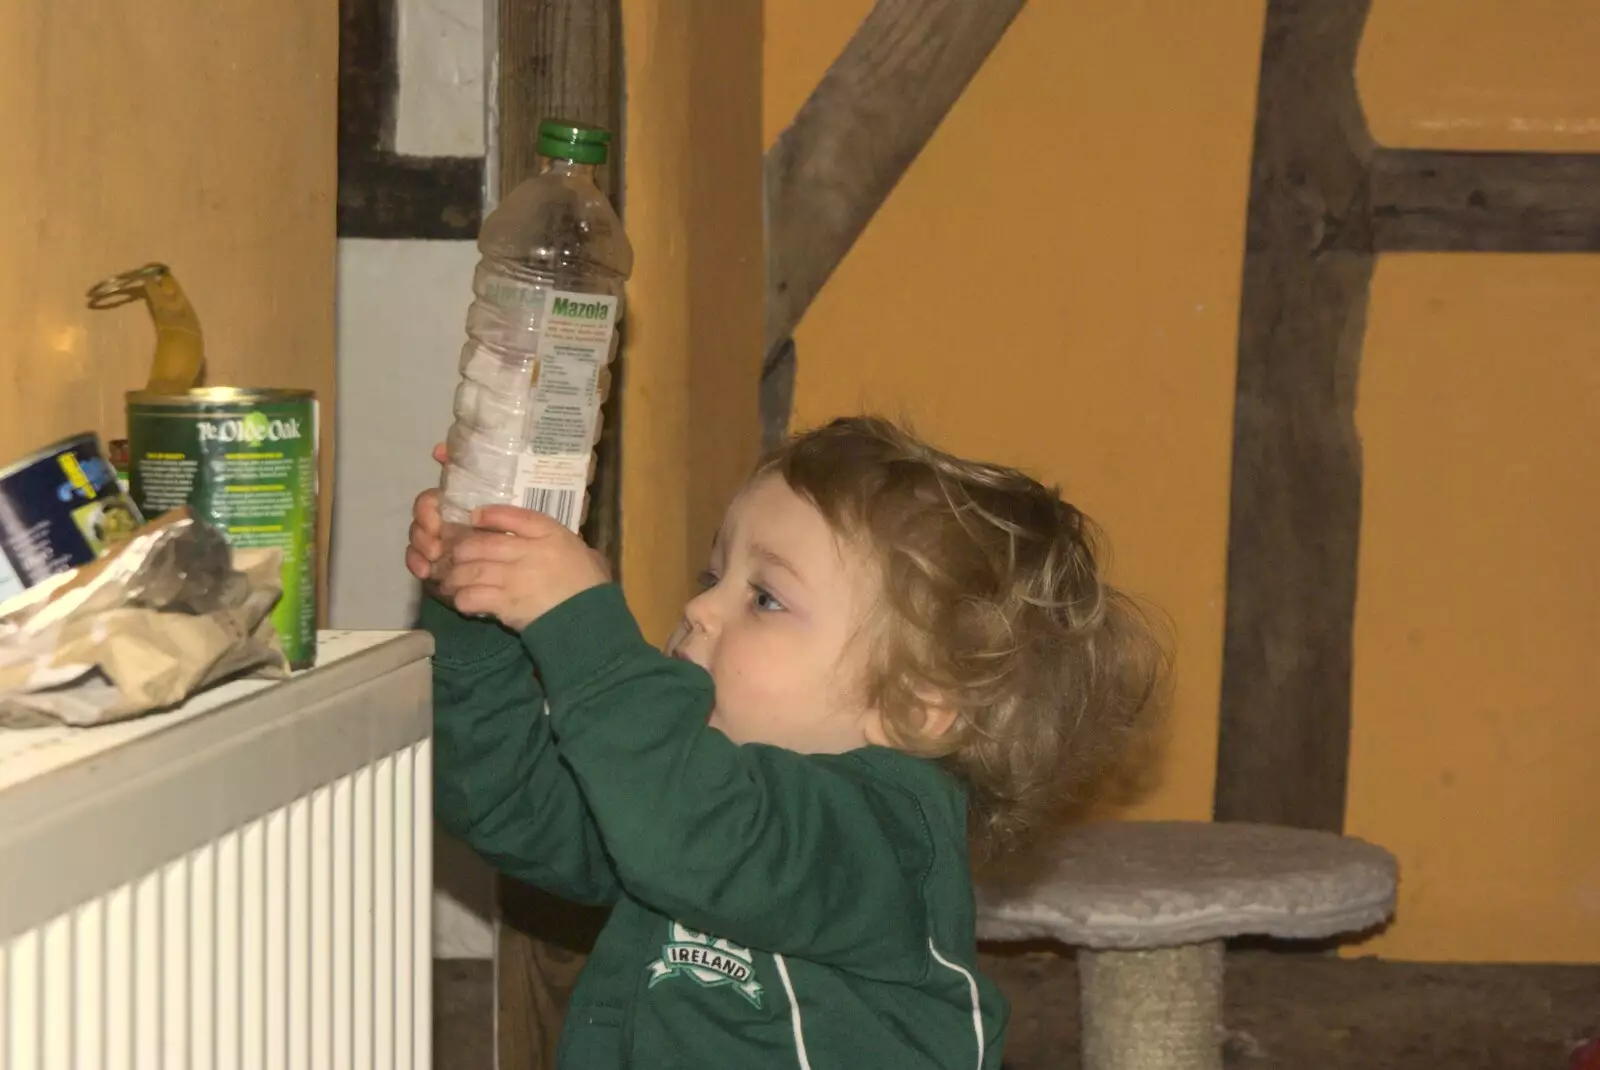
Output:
[439,118,633,534]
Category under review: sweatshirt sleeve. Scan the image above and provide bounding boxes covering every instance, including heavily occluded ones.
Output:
[423,595,619,906]
[521,584,933,980]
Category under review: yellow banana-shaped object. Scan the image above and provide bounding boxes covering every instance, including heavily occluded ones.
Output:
[87,263,205,394]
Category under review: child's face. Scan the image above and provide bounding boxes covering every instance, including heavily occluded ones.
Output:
[667,475,887,755]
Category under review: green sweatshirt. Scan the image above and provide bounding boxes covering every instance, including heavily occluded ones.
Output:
[425,584,1009,1069]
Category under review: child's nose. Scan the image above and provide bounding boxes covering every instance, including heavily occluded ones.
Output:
[682,588,721,637]
[671,593,720,670]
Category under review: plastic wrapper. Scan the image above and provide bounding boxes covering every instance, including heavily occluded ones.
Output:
[0,508,290,727]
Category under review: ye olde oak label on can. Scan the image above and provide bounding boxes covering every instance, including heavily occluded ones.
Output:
[127,389,318,669]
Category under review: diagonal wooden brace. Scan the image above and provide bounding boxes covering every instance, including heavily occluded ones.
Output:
[762,0,1028,445]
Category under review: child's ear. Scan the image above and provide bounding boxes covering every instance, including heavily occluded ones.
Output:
[916,705,959,739]
[863,702,959,751]
[909,685,959,741]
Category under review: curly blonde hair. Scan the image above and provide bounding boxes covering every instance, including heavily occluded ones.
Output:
[758,417,1168,853]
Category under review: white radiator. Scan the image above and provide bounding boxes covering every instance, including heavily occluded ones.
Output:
[0,631,435,1070]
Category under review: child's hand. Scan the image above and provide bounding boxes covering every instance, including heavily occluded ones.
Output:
[437,505,611,632]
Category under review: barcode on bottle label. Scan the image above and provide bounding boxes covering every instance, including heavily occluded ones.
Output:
[521,485,581,531]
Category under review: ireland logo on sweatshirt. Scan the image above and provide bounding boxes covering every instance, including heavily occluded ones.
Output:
[647,922,764,1008]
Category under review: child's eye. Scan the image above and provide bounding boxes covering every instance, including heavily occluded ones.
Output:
[696,569,720,591]
[750,586,787,613]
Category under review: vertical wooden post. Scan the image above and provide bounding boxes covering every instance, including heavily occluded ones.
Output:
[497,0,624,570]
[1213,0,1375,832]
[494,3,620,1068]
[497,2,619,200]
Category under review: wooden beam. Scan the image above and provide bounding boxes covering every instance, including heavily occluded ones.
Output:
[760,338,796,451]
[494,2,620,1068]
[494,0,624,573]
[1212,0,1375,832]
[497,0,619,201]
[338,0,396,151]
[1368,149,1600,253]
[337,0,483,239]
[764,0,1028,352]
[337,150,483,240]
[762,0,1026,444]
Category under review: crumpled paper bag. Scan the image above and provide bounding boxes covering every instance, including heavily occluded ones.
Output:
[0,508,290,727]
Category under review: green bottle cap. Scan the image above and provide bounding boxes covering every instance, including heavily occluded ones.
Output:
[537,119,613,165]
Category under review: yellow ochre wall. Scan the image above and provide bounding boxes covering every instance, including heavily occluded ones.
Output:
[619,0,766,642]
[765,0,1600,963]
[0,0,338,606]
[1349,2,1600,963]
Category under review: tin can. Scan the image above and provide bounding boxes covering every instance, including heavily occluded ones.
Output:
[127,388,319,669]
[0,434,145,606]
[108,438,131,495]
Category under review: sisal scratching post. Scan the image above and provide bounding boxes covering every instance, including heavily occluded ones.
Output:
[1080,943,1224,1070]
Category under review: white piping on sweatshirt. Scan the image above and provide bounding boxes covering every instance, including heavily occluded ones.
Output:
[771,943,986,1070]
[929,941,986,1070]
[773,953,813,1070]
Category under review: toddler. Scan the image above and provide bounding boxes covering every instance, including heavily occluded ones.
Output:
[408,416,1165,1069]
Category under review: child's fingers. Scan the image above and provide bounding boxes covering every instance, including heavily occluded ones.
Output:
[437,559,507,597]
[473,504,564,539]
[404,545,433,581]
[450,585,500,620]
[409,520,443,560]
[451,531,525,565]
[432,442,449,466]
[413,489,444,532]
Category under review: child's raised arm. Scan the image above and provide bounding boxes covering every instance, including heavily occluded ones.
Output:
[425,590,619,906]
[412,476,616,903]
